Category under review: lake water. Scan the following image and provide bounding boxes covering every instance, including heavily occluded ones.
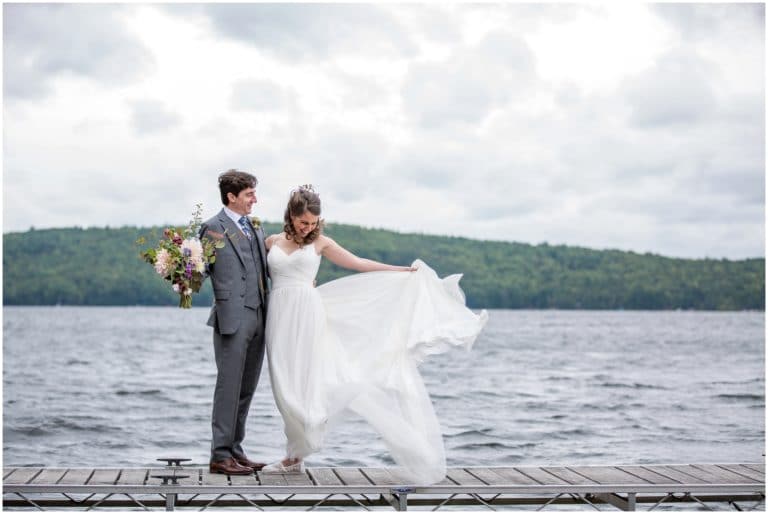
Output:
[3,307,764,507]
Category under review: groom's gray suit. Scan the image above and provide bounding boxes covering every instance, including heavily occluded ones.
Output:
[200,208,268,462]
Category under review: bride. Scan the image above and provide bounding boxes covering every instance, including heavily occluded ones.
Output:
[261,185,487,484]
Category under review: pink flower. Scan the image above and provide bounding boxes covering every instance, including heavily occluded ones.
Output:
[154,248,172,276]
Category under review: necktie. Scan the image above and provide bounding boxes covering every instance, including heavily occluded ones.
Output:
[238,216,252,240]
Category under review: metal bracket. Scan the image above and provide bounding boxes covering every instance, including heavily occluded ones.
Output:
[593,492,636,511]
[157,457,191,467]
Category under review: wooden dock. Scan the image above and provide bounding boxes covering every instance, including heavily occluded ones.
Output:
[3,462,764,511]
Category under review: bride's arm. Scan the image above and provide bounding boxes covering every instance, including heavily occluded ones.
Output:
[319,235,414,272]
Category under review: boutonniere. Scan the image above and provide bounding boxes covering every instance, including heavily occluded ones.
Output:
[250,216,262,229]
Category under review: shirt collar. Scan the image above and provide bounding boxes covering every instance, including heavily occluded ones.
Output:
[223,206,245,225]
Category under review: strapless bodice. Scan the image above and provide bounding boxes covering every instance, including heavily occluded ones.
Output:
[267,242,321,290]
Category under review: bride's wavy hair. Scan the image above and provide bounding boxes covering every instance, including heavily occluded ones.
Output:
[283,185,324,246]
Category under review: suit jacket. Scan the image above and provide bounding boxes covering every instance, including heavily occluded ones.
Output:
[200,209,269,335]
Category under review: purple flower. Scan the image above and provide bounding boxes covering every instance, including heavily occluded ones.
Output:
[185,262,193,278]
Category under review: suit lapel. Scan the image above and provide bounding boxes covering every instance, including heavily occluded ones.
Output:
[254,226,268,277]
[218,210,246,268]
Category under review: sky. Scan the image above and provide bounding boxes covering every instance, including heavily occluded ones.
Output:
[2,2,765,260]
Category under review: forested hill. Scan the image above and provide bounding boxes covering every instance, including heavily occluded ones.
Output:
[2,224,764,310]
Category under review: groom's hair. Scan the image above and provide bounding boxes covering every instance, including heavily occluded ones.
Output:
[218,169,258,205]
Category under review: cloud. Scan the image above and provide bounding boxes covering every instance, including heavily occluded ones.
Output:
[621,50,718,127]
[197,3,416,61]
[653,3,764,41]
[402,31,536,128]
[129,100,182,134]
[3,4,154,101]
[1,3,763,259]
[230,79,297,112]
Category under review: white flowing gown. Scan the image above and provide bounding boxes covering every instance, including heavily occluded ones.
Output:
[265,242,488,485]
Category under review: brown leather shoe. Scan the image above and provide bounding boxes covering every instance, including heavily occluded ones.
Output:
[233,455,267,471]
[209,457,254,475]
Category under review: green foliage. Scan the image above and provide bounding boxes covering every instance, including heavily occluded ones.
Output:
[3,223,764,310]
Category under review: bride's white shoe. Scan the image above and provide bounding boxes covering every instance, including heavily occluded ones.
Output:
[261,459,305,474]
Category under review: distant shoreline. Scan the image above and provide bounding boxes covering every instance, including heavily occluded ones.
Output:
[2,305,764,313]
[4,225,764,310]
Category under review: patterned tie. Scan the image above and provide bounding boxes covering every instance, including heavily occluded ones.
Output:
[238,216,252,240]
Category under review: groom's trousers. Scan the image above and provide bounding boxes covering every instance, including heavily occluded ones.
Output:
[210,305,265,462]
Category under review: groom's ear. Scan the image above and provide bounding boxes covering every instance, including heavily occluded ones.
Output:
[226,192,236,204]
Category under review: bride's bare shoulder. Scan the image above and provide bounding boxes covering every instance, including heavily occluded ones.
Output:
[266,233,283,249]
[316,234,337,249]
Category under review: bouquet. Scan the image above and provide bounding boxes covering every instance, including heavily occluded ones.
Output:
[137,204,224,308]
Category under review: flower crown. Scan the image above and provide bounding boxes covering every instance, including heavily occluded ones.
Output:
[291,184,319,197]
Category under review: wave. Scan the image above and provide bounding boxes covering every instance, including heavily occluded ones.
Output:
[115,389,164,396]
[65,359,91,366]
[8,417,123,436]
[599,382,668,390]
[454,442,513,451]
[715,393,764,401]
[444,428,496,439]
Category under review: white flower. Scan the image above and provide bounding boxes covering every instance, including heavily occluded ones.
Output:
[181,238,203,261]
[154,248,172,276]
[172,283,180,293]
[194,258,206,273]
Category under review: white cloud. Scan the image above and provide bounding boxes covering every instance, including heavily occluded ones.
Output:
[3,4,154,100]
[2,3,764,260]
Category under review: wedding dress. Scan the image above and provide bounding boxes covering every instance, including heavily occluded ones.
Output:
[265,241,488,484]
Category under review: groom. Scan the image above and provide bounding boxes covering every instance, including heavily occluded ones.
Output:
[200,169,269,475]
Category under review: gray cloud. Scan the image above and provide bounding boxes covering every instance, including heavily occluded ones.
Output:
[129,100,182,134]
[621,50,718,128]
[2,4,763,260]
[3,4,154,101]
[402,31,536,128]
[653,3,764,40]
[196,3,416,61]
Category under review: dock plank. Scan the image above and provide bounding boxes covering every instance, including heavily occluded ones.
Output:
[57,468,94,485]
[3,468,42,485]
[568,466,649,485]
[445,468,485,486]
[229,473,260,486]
[307,467,343,486]
[333,467,374,486]
[661,465,714,483]
[740,464,765,475]
[257,473,287,486]
[691,464,762,484]
[540,466,597,485]
[719,464,765,482]
[284,474,313,486]
[361,468,398,485]
[466,467,510,485]
[489,467,540,485]
[615,465,681,484]
[88,469,121,485]
[117,469,148,485]
[517,467,571,485]
[387,467,419,484]
[642,465,708,484]
[29,469,68,485]
[4,469,17,480]
[201,471,230,486]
